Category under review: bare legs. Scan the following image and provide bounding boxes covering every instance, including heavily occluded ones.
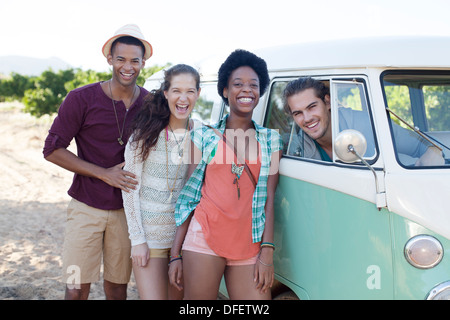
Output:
[182,251,271,300]
[133,257,183,300]
[64,280,128,300]
[64,260,182,300]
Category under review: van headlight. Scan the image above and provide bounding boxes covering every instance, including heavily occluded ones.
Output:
[404,235,443,269]
[426,281,450,300]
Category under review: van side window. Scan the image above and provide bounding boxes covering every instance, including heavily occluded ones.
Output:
[382,72,450,167]
[265,79,377,163]
[332,80,377,160]
[264,81,292,155]
[264,79,332,159]
[194,82,223,124]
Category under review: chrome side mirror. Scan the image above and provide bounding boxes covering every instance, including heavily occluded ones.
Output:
[334,129,367,163]
[334,129,386,209]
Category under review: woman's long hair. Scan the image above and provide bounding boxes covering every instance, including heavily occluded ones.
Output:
[130,64,200,161]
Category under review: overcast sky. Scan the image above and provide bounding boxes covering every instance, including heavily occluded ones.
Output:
[1,0,450,71]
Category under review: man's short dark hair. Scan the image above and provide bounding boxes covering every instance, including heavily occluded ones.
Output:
[283,77,330,114]
[111,36,145,58]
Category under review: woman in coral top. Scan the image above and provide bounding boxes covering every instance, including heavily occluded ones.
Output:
[169,50,283,299]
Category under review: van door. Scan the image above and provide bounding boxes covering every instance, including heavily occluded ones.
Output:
[264,77,393,299]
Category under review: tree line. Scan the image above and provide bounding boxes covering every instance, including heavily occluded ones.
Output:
[0,65,167,117]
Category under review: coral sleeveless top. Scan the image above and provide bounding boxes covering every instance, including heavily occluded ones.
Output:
[194,139,262,260]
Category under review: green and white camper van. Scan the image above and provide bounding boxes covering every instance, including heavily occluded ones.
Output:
[144,36,450,300]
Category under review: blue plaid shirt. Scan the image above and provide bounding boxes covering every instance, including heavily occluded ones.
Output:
[174,115,283,243]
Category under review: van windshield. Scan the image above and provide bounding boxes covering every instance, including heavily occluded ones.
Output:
[382,72,450,168]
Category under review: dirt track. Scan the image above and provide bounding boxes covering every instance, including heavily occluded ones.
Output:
[0,103,138,299]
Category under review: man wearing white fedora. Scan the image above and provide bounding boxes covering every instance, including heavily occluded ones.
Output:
[44,24,152,299]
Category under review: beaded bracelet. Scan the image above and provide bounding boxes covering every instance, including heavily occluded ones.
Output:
[260,242,275,250]
[168,254,182,265]
[168,257,182,265]
[258,257,274,267]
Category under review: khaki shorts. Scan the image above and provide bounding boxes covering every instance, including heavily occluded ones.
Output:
[62,199,132,287]
[148,247,170,259]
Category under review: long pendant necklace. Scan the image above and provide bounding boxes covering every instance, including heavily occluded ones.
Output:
[231,161,245,199]
[165,126,189,202]
[225,122,254,200]
[168,120,189,158]
[109,80,136,145]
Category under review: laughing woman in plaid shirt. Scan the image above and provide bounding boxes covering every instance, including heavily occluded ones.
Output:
[168,49,283,300]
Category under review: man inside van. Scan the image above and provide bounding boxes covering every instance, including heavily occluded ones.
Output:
[283,77,444,166]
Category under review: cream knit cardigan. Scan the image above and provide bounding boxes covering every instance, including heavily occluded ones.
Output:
[122,127,192,248]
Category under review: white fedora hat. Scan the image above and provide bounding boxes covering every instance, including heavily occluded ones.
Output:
[102,24,153,60]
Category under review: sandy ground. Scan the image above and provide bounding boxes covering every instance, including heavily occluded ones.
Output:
[0,102,139,300]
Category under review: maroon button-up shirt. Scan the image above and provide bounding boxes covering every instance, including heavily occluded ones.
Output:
[43,82,148,210]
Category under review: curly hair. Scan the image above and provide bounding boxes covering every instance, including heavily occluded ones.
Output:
[217,49,270,105]
[130,64,200,161]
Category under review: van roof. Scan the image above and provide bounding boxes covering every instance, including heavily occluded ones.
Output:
[257,36,450,72]
[145,36,450,84]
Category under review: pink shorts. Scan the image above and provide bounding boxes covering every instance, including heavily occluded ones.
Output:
[182,216,258,266]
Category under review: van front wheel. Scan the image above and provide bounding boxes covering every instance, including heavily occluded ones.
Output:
[273,290,299,300]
